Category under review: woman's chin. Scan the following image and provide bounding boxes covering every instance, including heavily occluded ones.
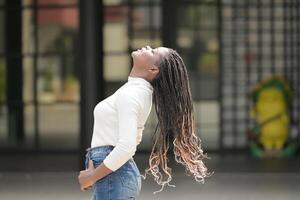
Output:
[131,51,139,58]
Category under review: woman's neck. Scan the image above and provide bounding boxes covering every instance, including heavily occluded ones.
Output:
[129,70,150,82]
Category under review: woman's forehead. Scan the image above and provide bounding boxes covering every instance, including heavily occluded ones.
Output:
[152,47,169,64]
[155,47,169,58]
[156,47,169,54]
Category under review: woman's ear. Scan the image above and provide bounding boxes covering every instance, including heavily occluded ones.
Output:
[148,65,159,81]
[149,65,159,76]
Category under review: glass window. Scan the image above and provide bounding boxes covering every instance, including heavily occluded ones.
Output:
[37,0,77,6]
[177,6,219,100]
[131,36,161,50]
[23,9,34,54]
[0,0,85,157]
[196,101,220,150]
[0,10,4,54]
[0,57,6,146]
[131,4,162,49]
[104,55,130,82]
[103,3,129,86]
[23,57,35,150]
[37,8,78,54]
[104,23,128,53]
[176,1,219,151]
[132,5,161,30]
[39,103,79,150]
[37,55,79,150]
[23,0,78,6]
[104,0,126,6]
[24,102,35,149]
[37,56,79,103]
[0,106,8,146]
[0,57,4,102]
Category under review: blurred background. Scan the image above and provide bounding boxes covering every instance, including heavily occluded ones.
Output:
[0,0,300,199]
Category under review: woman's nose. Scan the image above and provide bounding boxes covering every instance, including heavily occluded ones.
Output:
[141,46,151,51]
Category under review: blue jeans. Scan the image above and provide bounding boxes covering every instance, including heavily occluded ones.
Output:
[85,145,142,200]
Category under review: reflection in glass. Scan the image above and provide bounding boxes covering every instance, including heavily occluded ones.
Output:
[132,6,161,30]
[103,0,125,6]
[104,55,130,82]
[0,57,6,145]
[23,103,35,149]
[37,8,78,54]
[23,57,34,104]
[37,0,77,6]
[23,9,34,54]
[39,103,79,150]
[0,106,7,146]
[176,2,219,150]
[0,10,4,54]
[37,56,79,103]
[23,0,78,8]
[104,23,128,52]
[130,5,162,50]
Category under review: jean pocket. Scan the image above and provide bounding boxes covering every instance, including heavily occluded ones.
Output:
[118,169,138,192]
[118,161,139,192]
[131,161,142,192]
[92,159,103,168]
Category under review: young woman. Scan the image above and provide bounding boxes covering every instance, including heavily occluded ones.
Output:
[78,46,211,199]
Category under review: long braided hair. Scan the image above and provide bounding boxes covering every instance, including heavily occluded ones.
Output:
[141,48,213,193]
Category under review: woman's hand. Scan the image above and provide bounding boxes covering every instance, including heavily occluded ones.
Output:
[78,160,96,191]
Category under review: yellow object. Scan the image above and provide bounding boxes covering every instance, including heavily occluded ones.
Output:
[251,77,292,151]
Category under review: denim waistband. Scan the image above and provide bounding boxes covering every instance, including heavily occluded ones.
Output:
[85,145,115,160]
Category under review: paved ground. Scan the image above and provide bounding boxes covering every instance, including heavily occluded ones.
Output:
[1,171,300,200]
[1,153,300,199]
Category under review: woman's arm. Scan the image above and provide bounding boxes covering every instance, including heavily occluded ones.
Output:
[102,89,141,171]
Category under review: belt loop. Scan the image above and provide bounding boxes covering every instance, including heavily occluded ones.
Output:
[86,147,91,161]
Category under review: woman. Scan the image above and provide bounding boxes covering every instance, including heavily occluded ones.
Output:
[78,46,212,199]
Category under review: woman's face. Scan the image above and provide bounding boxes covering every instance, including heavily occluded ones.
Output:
[131,46,169,71]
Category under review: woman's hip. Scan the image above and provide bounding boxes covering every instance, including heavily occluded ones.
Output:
[85,145,142,199]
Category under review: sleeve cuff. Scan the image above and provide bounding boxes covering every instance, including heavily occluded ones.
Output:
[103,159,116,172]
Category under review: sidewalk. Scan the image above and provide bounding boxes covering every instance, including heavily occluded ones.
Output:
[1,153,300,200]
[1,171,300,200]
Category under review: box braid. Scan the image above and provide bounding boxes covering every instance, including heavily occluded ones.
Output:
[141,48,213,194]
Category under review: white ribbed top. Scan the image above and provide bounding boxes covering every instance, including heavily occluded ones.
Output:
[91,76,153,171]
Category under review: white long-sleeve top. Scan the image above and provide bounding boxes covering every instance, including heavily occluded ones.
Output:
[90,76,153,171]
